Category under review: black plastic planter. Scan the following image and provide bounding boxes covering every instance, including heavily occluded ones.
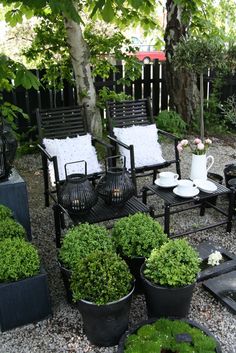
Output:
[117,318,222,353]
[76,285,135,346]
[0,267,52,331]
[58,261,73,304]
[140,264,195,319]
[224,163,236,188]
[123,256,145,294]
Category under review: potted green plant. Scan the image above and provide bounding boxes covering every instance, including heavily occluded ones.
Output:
[58,223,114,302]
[0,204,13,220]
[118,318,222,353]
[0,218,26,239]
[0,237,52,331]
[140,238,201,318]
[112,213,168,292]
[70,250,134,347]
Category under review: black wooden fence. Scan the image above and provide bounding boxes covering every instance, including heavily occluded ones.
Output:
[2,61,236,139]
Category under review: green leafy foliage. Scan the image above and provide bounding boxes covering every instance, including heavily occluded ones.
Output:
[156,110,187,138]
[220,95,236,130]
[112,213,168,258]
[173,36,225,74]
[58,223,114,271]
[0,204,13,220]
[144,239,201,287]
[0,218,26,239]
[124,318,217,353]
[97,87,132,109]
[0,237,40,282]
[70,250,133,305]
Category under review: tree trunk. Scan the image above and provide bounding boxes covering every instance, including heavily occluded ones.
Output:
[164,0,199,125]
[63,16,102,137]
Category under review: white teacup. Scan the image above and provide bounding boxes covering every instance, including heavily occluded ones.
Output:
[177,179,197,195]
[159,172,179,186]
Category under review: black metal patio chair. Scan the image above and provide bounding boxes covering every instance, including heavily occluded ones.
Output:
[36,105,112,207]
[106,98,181,195]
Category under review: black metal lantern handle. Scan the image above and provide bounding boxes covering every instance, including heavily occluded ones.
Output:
[64,160,87,178]
[105,155,126,171]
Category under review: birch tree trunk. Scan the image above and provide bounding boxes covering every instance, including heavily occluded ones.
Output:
[164,0,199,125]
[63,16,102,137]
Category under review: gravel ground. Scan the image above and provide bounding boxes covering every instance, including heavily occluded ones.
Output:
[0,136,236,353]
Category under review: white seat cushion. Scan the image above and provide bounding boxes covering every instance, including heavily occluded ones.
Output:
[43,134,102,184]
[113,124,165,169]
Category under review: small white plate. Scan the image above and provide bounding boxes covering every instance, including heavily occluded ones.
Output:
[193,179,217,193]
[154,179,178,188]
[173,186,199,198]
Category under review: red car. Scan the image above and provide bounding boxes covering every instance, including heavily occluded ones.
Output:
[135,50,166,63]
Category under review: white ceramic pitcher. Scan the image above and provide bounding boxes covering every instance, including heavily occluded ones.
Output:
[190,154,214,180]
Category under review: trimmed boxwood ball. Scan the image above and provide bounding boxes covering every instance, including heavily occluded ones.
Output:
[70,250,133,305]
[0,218,26,239]
[111,213,168,258]
[0,204,13,220]
[144,239,201,287]
[58,223,114,271]
[0,237,40,282]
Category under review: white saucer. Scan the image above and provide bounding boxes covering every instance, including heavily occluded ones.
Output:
[193,179,217,193]
[154,179,178,188]
[173,186,199,198]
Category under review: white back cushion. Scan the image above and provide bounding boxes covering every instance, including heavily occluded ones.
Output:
[43,134,102,184]
[113,124,165,169]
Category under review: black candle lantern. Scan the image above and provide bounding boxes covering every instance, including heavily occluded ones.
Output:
[59,160,98,215]
[96,156,135,205]
[0,117,17,180]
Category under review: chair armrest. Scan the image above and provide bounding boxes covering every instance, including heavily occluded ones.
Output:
[92,137,114,151]
[38,144,54,161]
[157,129,178,142]
[107,135,132,150]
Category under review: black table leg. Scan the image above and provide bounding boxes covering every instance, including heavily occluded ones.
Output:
[142,187,147,204]
[164,204,170,236]
[227,189,235,232]
[53,204,62,248]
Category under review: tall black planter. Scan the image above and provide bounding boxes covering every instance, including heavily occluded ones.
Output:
[123,256,145,294]
[140,264,195,319]
[117,318,222,353]
[58,261,73,304]
[76,285,134,346]
[0,267,52,331]
[224,163,236,188]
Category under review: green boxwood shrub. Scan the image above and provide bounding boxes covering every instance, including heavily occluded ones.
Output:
[156,110,187,138]
[0,218,26,239]
[0,237,40,282]
[144,239,201,287]
[0,204,13,220]
[124,318,217,353]
[70,250,133,305]
[58,223,114,271]
[111,213,168,258]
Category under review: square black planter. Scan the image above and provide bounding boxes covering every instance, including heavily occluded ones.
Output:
[197,241,236,282]
[203,271,236,314]
[0,267,52,331]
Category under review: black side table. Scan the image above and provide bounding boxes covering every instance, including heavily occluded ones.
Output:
[53,196,150,247]
[0,169,31,240]
[142,181,234,237]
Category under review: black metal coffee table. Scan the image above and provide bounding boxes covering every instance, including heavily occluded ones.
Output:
[142,181,234,237]
[53,196,149,247]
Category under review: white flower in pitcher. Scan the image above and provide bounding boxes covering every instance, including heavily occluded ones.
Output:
[207,251,223,266]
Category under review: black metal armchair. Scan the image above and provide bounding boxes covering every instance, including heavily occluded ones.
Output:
[106,98,181,195]
[36,105,112,207]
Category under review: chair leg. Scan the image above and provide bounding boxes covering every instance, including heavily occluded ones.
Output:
[42,154,50,207]
[53,204,62,248]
